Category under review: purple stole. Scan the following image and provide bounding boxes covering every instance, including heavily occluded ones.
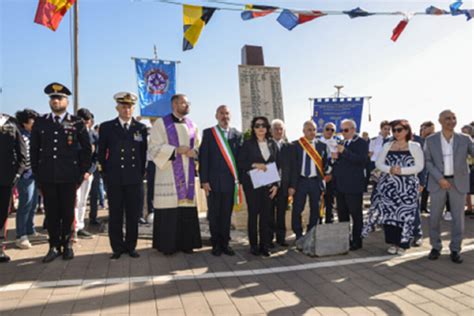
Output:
[163,114,196,203]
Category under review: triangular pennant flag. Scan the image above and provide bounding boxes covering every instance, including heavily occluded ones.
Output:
[463,9,474,20]
[241,5,277,21]
[34,0,76,31]
[343,7,374,19]
[277,9,326,31]
[391,17,409,42]
[425,6,448,15]
[183,5,216,51]
[450,0,464,15]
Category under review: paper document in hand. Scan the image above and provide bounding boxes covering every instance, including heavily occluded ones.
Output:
[249,162,281,189]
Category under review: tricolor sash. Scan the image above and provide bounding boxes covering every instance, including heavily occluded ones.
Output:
[211,126,243,210]
[163,114,196,204]
[298,137,325,217]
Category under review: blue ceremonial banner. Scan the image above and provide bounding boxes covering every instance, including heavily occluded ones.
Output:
[135,59,176,117]
[313,97,364,133]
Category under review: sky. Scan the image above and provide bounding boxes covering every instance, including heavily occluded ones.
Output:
[0,0,472,140]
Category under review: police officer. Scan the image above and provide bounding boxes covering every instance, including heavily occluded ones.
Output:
[0,113,27,263]
[30,83,92,263]
[98,92,147,259]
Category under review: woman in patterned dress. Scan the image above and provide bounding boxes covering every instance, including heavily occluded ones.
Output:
[362,120,424,255]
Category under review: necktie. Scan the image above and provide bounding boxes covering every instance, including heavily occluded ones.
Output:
[54,115,61,125]
[304,152,311,177]
[124,123,128,131]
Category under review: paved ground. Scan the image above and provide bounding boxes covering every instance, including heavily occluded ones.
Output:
[1,207,473,316]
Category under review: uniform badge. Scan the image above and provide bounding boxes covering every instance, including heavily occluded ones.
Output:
[67,134,74,145]
[134,132,143,142]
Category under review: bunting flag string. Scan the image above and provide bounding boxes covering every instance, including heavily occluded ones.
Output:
[109,0,474,50]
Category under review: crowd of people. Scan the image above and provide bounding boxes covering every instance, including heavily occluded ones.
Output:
[0,82,473,265]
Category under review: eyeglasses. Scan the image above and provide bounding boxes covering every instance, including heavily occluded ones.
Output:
[254,123,267,129]
[325,128,335,132]
[392,127,405,133]
[341,128,351,133]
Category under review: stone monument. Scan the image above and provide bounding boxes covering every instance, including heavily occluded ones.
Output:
[238,45,284,132]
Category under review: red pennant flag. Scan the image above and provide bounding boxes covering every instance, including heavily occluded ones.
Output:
[391,18,409,42]
[34,0,76,31]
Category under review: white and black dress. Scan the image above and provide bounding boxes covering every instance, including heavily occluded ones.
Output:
[362,150,420,249]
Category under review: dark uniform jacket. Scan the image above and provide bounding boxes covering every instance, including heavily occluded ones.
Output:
[199,127,242,193]
[98,118,147,186]
[0,114,27,186]
[333,136,369,194]
[290,139,329,191]
[30,113,92,185]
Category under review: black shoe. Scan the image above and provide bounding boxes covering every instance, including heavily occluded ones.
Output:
[43,248,61,263]
[222,246,235,256]
[277,241,289,247]
[250,247,260,256]
[349,243,362,251]
[211,247,222,257]
[77,229,93,239]
[428,248,440,260]
[0,252,11,263]
[268,242,275,249]
[260,248,271,257]
[129,250,140,258]
[183,249,194,254]
[89,219,101,226]
[450,251,463,264]
[63,247,74,260]
[138,218,147,225]
[325,219,334,224]
[110,252,122,260]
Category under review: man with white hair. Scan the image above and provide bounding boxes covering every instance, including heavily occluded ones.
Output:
[333,119,369,251]
[270,119,294,246]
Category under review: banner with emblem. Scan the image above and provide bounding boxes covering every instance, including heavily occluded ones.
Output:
[313,97,365,133]
[134,59,176,117]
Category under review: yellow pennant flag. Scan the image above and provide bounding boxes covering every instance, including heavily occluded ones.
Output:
[183,5,216,51]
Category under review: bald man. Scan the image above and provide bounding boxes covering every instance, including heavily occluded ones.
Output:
[199,105,242,256]
[424,110,473,263]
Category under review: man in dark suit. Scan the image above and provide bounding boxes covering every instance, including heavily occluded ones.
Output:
[333,119,369,251]
[199,105,242,256]
[98,92,148,260]
[0,113,27,263]
[270,119,293,246]
[30,83,92,262]
[291,120,328,240]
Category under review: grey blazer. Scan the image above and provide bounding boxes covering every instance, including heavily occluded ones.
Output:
[424,132,473,193]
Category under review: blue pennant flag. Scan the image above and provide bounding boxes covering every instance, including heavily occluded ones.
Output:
[343,7,374,19]
[135,59,176,117]
[277,9,299,30]
[313,97,365,133]
[450,0,464,15]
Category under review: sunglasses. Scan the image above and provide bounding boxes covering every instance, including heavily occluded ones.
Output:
[392,127,405,133]
[254,123,267,129]
[341,128,351,133]
[325,128,335,132]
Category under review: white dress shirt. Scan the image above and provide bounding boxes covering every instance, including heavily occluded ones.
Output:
[440,133,454,176]
[118,117,132,130]
[301,139,317,177]
[51,112,67,123]
[258,141,270,161]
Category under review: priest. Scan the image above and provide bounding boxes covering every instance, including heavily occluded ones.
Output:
[149,94,202,255]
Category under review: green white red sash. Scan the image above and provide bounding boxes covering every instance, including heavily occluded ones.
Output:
[211,126,243,210]
[298,137,325,217]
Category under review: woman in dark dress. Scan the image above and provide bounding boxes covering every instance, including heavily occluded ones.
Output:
[238,117,279,257]
[362,120,424,255]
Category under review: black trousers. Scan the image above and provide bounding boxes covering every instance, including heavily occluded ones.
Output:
[0,185,12,241]
[146,162,156,215]
[324,180,335,223]
[292,177,321,239]
[420,187,429,212]
[207,191,233,249]
[271,189,288,243]
[40,183,77,249]
[245,186,273,250]
[89,170,101,221]
[384,225,410,249]
[107,184,141,253]
[336,192,363,247]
